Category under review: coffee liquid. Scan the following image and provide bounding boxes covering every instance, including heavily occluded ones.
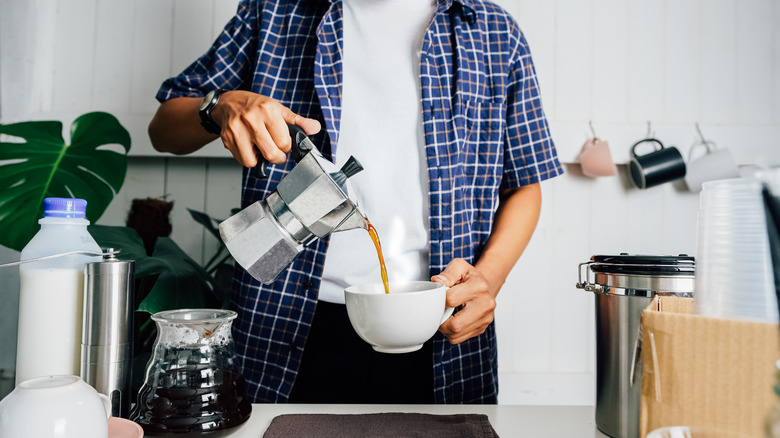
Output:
[130,363,251,436]
[366,220,390,294]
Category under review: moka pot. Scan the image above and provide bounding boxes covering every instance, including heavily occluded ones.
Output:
[219,125,367,284]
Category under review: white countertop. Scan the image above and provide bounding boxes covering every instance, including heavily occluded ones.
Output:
[224,404,611,437]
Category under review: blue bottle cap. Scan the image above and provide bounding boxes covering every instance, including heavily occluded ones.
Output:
[43,198,88,219]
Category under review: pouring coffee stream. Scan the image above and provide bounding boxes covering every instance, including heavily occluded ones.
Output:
[367,220,390,294]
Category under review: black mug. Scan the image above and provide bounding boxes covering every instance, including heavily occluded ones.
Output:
[629,139,686,189]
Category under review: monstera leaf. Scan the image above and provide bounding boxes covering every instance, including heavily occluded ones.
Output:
[0,112,131,251]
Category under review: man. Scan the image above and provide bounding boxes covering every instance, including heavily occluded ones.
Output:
[148,0,562,404]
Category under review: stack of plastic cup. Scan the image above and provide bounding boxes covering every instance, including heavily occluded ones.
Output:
[694,177,778,322]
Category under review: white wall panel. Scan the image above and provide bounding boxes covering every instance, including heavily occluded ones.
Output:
[131,0,175,114]
[52,0,97,113]
[591,0,628,123]
[548,166,592,373]
[92,0,134,113]
[700,0,737,124]
[626,0,664,124]
[736,0,774,124]
[660,182,699,255]
[663,0,700,123]
[172,0,214,75]
[775,0,780,125]
[99,158,168,227]
[0,0,41,118]
[512,0,557,119]
[213,0,241,40]
[554,0,592,122]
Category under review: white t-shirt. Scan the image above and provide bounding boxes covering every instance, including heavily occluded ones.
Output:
[317,0,436,303]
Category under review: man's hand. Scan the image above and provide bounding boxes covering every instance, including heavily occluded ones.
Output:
[432,258,497,345]
[212,90,321,167]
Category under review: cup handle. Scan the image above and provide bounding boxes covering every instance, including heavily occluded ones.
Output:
[98,393,112,419]
[440,307,455,325]
[631,138,664,158]
[687,140,714,161]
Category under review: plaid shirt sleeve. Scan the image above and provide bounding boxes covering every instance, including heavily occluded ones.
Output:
[156,0,258,101]
[502,24,562,188]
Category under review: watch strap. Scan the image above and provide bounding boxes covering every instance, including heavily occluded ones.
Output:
[199,89,223,135]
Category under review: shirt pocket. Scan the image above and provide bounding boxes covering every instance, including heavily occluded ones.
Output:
[454,94,507,184]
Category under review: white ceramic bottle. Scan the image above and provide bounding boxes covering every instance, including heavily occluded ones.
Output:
[15,198,101,384]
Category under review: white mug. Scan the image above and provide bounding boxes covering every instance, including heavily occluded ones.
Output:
[0,375,111,438]
[684,141,739,192]
[344,280,453,354]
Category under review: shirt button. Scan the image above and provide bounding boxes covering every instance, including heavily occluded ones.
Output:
[303,280,314,290]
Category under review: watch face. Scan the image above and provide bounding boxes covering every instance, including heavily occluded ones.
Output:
[200,90,216,111]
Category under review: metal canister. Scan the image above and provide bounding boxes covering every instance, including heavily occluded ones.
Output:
[576,254,694,438]
[81,250,134,418]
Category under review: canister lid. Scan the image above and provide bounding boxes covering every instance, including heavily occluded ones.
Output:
[590,254,695,276]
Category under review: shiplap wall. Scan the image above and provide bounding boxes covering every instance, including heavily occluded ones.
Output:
[1,0,779,404]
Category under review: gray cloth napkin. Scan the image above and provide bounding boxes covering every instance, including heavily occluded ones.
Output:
[262,412,500,438]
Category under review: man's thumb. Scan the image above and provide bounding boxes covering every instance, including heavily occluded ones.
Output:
[284,110,321,136]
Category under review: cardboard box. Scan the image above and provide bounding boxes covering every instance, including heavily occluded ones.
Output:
[639,296,780,437]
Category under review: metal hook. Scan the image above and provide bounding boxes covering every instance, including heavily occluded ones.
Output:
[589,120,597,138]
[645,121,654,139]
[693,122,717,151]
[695,122,706,144]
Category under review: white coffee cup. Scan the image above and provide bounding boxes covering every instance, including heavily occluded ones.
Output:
[0,375,111,438]
[684,141,739,192]
[344,280,454,354]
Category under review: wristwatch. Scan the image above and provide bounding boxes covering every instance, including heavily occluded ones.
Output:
[199,89,223,135]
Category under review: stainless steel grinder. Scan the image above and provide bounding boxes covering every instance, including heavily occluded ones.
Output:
[576,254,694,438]
[81,249,134,418]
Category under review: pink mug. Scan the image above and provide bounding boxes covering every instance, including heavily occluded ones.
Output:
[578,138,617,177]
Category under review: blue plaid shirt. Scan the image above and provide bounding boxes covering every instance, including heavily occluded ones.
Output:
[157,0,562,403]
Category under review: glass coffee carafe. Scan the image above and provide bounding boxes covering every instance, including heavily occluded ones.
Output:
[130,309,251,436]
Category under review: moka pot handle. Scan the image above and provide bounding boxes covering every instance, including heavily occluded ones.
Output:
[254,124,314,179]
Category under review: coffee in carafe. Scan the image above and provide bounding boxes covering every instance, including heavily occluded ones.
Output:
[130,309,251,436]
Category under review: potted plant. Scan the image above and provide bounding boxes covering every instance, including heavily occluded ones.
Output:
[0,112,229,392]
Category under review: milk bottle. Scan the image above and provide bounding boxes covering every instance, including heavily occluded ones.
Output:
[15,198,101,384]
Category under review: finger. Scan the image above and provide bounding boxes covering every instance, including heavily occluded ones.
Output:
[218,128,238,161]
[224,119,259,167]
[439,301,494,344]
[250,121,287,165]
[431,258,471,287]
[266,118,292,155]
[280,107,322,136]
[443,274,490,309]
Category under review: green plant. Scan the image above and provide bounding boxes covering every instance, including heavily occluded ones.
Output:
[1,113,240,384]
[0,113,227,315]
[0,112,131,251]
[187,207,238,305]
